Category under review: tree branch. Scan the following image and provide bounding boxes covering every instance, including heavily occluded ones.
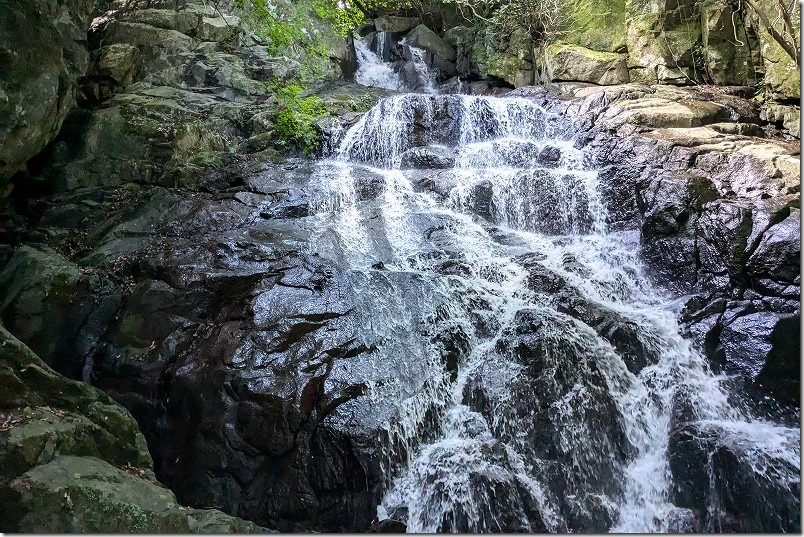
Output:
[744,0,800,65]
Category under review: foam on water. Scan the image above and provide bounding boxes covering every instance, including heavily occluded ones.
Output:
[306,92,800,532]
[354,38,402,91]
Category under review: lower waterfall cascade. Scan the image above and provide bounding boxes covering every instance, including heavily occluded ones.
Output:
[304,92,800,532]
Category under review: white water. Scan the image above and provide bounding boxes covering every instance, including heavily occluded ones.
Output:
[354,38,402,91]
[405,45,438,94]
[353,35,438,93]
[307,93,800,532]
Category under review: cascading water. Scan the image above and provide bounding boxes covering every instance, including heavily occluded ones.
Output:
[354,38,402,91]
[307,93,800,532]
[404,45,438,94]
[353,34,439,93]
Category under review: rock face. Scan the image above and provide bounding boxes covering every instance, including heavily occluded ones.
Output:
[753,0,800,101]
[0,0,99,187]
[546,44,629,85]
[2,0,365,197]
[1,160,390,531]
[406,24,456,61]
[667,420,800,532]
[441,0,797,106]
[545,83,800,410]
[0,324,266,533]
[0,0,800,531]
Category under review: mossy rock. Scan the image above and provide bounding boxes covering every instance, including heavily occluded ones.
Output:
[564,0,628,53]
[700,0,761,86]
[0,407,154,484]
[0,325,152,473]
[754,5,800,100]
[406,24,457,61]
[764,104,801,138]
[443,26,475,48]
[125,8,202,35]
[0,0,98,183]
[314,83,393,115]
[4,456,189,533]
[545,43,629,85]
[187,508,272,533]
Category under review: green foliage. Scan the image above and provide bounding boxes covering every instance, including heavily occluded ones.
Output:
[441,0,576,44]
[311,0,416,36]
[233,0,336,152]
[235,0,331,79]
[270,81,327,153]
[310,0,366,37]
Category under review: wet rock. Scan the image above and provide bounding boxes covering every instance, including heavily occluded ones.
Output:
[756,314,801,404]
[719,311,780,378]
[431,323,471,381]
[352,166,387,200]
[465,179,495,221]
[535,145,563,168]
[499,170,595,234]
[81,245,384,531]
[555,288,660,374]
[405,25,456,62]
[408,170,459,199]
[365,518,407,532]
[695,200,754,286]
[668,422,800,532]
[259,188,310,219]
[465,308,634,531]
[400,146,455,169]
[747,209,800,283]
[389,439,546,532]
[517,256,568,294]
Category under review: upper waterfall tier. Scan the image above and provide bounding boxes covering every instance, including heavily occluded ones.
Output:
[334,94,570,168]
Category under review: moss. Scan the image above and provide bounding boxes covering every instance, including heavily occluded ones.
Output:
[8,456,190,533]
[547,43,623,62]
[252,148,286,163]
[269,82,327,153]
[564,0,627,52]
[187,508,266,533]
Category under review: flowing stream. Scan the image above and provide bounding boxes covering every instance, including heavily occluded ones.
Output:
[354,38,402,91]
[305,91,800,532]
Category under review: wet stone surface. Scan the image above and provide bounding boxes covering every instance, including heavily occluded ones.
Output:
[0,89,800,533]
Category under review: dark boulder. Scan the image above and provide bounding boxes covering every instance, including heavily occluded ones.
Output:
[463,308,634,532]
[535,145,563,168]
[755,314,801,405]
[668,421,800,532]
[399,146,456,170]
[747,209,800,283]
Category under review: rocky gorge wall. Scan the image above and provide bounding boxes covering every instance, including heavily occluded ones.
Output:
[358,0,800,137]
[0,0,800,533]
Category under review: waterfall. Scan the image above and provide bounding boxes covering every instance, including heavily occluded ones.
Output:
[308,94,800,532]
[354,35,439,93]
[354,38,402,91]
[405,45,438,94]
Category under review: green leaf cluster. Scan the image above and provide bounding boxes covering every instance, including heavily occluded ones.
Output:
[270,81,327,153]
[310,0,416,36]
